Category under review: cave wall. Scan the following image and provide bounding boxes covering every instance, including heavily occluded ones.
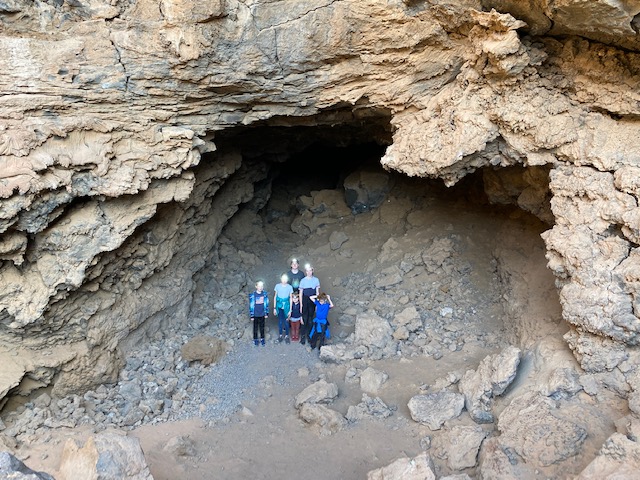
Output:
[1,0,640,399]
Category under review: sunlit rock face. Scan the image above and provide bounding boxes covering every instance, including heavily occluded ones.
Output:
[1,0,639,400]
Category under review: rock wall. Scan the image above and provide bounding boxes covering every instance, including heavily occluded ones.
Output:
[1,0,640,400]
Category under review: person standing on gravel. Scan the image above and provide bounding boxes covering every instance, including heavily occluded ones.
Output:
[289,292,303,341]
[249,281,269,347]
[287,258,305,294]
[273,273,293,344]
[298,264,320,345]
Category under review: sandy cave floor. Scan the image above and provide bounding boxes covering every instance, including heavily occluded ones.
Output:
[16,175,628,479]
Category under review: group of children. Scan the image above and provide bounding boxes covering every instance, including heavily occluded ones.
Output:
[248,258,334,350]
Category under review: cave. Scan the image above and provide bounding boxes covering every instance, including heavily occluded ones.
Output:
[3,0,640,477]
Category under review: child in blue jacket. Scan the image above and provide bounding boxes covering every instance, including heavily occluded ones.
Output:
[249,281,269,346]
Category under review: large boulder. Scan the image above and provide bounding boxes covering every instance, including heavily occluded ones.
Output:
[343,168,394,214]
[58,432,153,480]
[458,346,521,423]
[354,313,394,359]
[497,392,587,467]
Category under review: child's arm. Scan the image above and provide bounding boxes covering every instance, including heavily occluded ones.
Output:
[309,294,317,302]
[327,294,334,308]
[273,291,277,316]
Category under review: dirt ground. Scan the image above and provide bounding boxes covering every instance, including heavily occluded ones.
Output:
[16,172,626,479]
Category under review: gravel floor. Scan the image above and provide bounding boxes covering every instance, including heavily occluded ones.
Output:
[173,338,321,423]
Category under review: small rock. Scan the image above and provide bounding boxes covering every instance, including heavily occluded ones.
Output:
[346,394,395,422]
[163,435,196,457]
[366,452,436,480]
[329,231,349,250]
[360,367,388,394]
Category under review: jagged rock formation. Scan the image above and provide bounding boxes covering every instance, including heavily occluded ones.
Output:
[0,0,639,411]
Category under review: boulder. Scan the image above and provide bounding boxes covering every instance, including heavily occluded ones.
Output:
[478,437,523,479]
[360,367,388,394]
[343,168,394,214]
[407,392,465,430]
[541,367,583,400]
[298,403,346,436]
[576,433,640,479]
[294,380,339,408]
[0,452,54,480]
[319,344,357,364]
[329,231,349,250]
[346,394,394,422]
[58,432,153,480]
[180,336,229,365]
[497,392,587,467]
[433,425,487,471]
[354,313,394,358]
[366,452,436,480]
[458,346,521,423]
[392,306,422,333]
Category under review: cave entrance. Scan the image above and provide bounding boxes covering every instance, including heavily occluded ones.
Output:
[193,117,565,354]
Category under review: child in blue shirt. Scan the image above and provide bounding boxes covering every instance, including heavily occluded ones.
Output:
[308,292,333,351]
[273,274,293,344]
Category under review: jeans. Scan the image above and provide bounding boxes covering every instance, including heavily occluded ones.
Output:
[277,308,290,336]
[252,316,265,340]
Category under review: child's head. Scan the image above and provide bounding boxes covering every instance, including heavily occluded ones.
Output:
[255,281,264,292]
[304,263,313,276]
[280,273,289,284]
[291,258,299,269]
[292,292,300,303]
[317,292,328,303]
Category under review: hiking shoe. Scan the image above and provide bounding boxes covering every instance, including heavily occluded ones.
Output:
[278,335,283,343]
[261,339,265,346]
[254,339,259,347]
[285,335,290,344]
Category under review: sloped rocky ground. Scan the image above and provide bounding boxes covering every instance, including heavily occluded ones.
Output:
[1,168,629,479]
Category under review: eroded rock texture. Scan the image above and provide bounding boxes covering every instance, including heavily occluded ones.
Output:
[1,0,639,403]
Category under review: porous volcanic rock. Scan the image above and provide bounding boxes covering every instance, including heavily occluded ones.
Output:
[1,0,640,426]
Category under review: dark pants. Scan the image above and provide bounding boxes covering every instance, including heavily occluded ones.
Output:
[277,308,290,336]
[252,316,265,340]
[309,321,328,350]
[300,296,315,344]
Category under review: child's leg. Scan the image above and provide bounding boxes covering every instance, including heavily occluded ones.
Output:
[318,323,327,350]
[253,318,259,340]
[309,322,317,348]
[283,314,290,337]
[258,316,265,340]
[277,308,284,335]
